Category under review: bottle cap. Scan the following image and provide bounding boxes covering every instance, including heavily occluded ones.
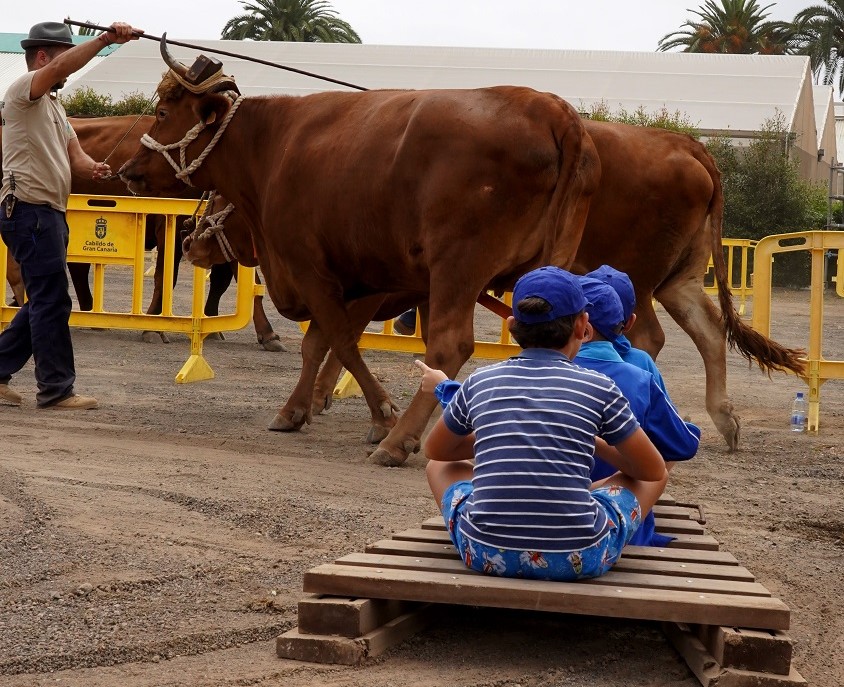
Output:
[796,392,804,399]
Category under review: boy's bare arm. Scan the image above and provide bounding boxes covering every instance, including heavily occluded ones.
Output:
[595,430,666,482]
[424,417,475,463]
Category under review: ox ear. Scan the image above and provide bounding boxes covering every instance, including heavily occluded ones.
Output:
[194,93,231,127]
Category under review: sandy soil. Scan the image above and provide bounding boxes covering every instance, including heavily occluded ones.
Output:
[0,277,842,687]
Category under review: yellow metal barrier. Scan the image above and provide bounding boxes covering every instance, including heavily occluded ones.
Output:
[0,194,259,383]
[751,231,844,432]
[704,238,756,316]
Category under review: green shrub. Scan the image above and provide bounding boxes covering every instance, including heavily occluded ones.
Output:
[60,88,153,116]
[582,101,699,137]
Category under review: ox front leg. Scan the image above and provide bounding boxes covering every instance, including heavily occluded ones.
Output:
[268,321,330,432]
[656,281,739,451]
[369,294,475,467]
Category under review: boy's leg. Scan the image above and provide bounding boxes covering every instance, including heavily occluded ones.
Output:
[426,460,473,509]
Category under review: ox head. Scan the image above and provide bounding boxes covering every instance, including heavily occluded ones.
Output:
[118,35,240,196]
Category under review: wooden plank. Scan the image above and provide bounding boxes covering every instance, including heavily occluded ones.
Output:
[276,627,365,665]
[358,543,754,581]
[297,596,417,637]
[277,606,436,665]
[620,546,739,566]
[654,518,706,535]
[663,623,806,686]
[394,527,720,552]
[653,504,700,520]
[658,494,677,506]
[334,552,771,597]
[304,564,791,630]
[697,625,793,676]
[366,538,741,566]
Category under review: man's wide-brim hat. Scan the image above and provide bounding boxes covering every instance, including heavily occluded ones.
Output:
[21,22,74,49]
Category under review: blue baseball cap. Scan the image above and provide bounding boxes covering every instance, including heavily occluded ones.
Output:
[579,277,625,341]
[586,264,636,322]
[512,266,588,324]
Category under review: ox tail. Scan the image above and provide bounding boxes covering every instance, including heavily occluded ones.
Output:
[546,107,599,268]
[704,152,805,376]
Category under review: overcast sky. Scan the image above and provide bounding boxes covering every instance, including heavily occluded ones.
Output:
[9,1,817,52]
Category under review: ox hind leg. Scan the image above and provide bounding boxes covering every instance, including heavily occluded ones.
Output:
[625,293,666,361]
[142,215,182,344]
[270,294,398,441]
[369,288,478,467]
[655,275,739,451]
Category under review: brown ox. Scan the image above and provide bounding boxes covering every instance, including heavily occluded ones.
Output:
[1,115,283,351]
[183,120,804,452]
[119,44,599,466]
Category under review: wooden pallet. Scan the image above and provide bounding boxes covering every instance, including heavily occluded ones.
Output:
[277,497,805,685]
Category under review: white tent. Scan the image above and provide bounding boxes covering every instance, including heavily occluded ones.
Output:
[70,39,831,182]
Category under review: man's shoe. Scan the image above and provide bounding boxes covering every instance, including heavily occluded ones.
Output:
[0,384,22,406]
[45,395,98,410]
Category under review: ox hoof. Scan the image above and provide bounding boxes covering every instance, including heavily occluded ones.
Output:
[267,408,308,432]
[312,394,332,416]
[142,331,170,344]
[365,424,391,445]
[258,333,287,352]
[368,447,408,467]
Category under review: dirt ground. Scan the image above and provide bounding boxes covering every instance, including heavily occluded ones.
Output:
[0,274,842,687]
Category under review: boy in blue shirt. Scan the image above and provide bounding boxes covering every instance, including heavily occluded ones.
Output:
[422,266,668,581]
[575,277,700,546]
[586,264,667,392]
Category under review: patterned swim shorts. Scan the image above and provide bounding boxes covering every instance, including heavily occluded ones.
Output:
[440,480,641,581]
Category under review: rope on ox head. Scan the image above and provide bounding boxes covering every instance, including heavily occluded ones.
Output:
[139,88,244,187]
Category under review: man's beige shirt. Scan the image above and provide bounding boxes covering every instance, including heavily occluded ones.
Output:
[1,70,77,212]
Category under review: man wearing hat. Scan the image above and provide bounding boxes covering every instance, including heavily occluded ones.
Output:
[0,20,140,409]
[575,276,700,546]
[421,265,668,582]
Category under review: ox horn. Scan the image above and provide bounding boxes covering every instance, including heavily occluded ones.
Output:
[160,32,189,79]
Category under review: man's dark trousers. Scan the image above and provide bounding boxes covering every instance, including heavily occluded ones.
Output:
[0,200,75,406]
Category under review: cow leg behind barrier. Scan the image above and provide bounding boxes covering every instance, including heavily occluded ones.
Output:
[142,215,182,343]
[6,253,25,307]
[67,263,93,312]
[250,270,285,352]
[655,278,739,451]
[203,262,232,341]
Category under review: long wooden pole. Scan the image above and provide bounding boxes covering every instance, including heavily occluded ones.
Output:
[63,19,369,92]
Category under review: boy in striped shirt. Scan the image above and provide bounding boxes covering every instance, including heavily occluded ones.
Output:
[422,266,668,581]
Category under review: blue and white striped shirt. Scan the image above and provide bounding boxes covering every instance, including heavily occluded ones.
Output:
[442,348,639,553]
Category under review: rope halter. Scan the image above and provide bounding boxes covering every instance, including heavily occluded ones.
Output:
[195,190,237,263]
[140,90,244,187]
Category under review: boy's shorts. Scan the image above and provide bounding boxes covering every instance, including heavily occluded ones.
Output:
[440,480,641,581]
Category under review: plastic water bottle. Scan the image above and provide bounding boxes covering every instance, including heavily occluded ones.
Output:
[790,392,807,433]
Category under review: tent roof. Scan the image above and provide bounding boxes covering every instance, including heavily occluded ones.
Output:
[70,39,814,135]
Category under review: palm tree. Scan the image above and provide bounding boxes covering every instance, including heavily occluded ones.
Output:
[221,0,361,43]
[793,1,844,93]
[658,0,796,54]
